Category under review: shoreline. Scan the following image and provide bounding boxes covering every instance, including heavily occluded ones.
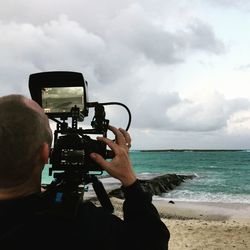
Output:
[152,200,250,222]
[107,197,250,222]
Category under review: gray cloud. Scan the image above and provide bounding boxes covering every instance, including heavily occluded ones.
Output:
[237,63,250,71]
[0,6,225,94]
[102,89,250,134]
[130,92,250,132]
[0,16,106,96]
[105,4,225,65]
[184,20,225,54]
[207,0,250,9]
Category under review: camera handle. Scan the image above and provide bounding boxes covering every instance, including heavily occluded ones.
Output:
[91,175,114,214]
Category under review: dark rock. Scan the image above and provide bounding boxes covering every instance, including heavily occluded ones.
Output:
[169,200,175,204]
[108,173,195,199]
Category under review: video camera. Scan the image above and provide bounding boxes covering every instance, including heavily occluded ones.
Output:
[29,71,131,216]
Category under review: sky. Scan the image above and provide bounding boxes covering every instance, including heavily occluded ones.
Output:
[0,0,250,149]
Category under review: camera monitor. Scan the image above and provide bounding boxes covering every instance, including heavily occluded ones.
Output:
[29,71,88,118]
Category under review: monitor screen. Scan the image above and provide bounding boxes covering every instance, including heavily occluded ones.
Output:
[42,87,85,113]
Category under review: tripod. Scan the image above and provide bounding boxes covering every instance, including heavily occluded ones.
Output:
[42,171,114,218]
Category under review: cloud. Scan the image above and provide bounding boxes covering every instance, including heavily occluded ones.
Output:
[237,63,250,71]
[105,4,225,65]
[166,93,250,132]
[131,91,181,129]
[130,92,250,132]
[0,0,224,91]
[0,16,106,96]
[208,0,250,9]
[184,20,225,54]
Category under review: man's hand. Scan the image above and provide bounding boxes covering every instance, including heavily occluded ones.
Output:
[90,125,137,187]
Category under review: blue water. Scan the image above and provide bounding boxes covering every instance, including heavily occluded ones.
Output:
[42,150,250,203]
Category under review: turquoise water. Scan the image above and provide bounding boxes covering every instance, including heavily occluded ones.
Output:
[42,150,250,203]
[131,150,250,203]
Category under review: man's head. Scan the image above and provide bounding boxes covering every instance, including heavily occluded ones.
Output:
[0,94,52,190]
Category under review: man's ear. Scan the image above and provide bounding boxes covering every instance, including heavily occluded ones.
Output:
[40,143,50,164]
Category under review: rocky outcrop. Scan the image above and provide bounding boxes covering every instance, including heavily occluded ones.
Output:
[108,173,195,199]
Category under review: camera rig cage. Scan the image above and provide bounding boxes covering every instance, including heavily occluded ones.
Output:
[29,71,131,216]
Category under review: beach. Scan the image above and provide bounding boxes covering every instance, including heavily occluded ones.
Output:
[165,218,250,250]
[109,197,250,250]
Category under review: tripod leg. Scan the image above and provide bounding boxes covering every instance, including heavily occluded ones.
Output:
[92,176,114,213]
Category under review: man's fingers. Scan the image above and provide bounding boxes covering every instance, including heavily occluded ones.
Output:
[108,125,126,145]
[90,153,110,171]
[118,128,131,147]
[96,136,119,155]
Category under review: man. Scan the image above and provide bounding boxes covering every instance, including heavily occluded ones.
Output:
[0,94,170,249]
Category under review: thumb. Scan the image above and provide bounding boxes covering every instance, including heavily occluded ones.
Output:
[90,153,110,171]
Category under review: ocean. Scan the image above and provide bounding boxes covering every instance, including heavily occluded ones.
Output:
[42,150,250,204]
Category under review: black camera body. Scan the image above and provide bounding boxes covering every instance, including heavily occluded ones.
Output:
[50,133,106,173]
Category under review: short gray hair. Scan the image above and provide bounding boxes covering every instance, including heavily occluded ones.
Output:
[0,95,52,188]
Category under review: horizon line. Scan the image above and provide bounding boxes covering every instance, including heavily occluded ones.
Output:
[131,149,249,152]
